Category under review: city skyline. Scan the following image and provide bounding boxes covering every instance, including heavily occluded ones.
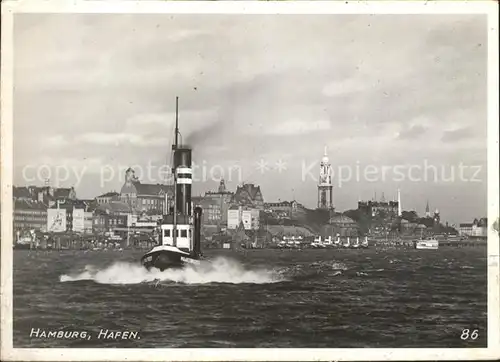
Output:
[13,14,487,225]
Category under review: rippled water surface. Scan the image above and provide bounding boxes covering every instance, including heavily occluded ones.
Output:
[13,247,487,347]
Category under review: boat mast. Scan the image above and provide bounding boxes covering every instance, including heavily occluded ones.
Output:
[175,96,179,147]
[173,96,179,247]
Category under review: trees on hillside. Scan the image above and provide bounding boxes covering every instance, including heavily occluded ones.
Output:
[401,210,419,222]
[343,209,370,235]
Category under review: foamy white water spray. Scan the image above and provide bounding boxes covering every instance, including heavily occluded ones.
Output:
[59,257,284,285]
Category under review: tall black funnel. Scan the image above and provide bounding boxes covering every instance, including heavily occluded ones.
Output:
[174,147,192,216]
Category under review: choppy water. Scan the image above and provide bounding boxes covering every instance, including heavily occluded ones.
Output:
[13,247,487,347]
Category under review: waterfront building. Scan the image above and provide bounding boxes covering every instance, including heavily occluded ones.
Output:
[459,222,473,236]
[227,205,260,230]
[197,179,234,226]
[459,218,488,237]
[92,202,131,235]
[198,197,222,225]
[92,200,161,240]
[72,208,93,234]
[13,200,48,232]
[96,191,119,204]
[317,146,334,210]
[84,211,93,233]
[264,200,305,219]
[357,197,399,220]
[249,208,260,230]
[47,199,93,233]
[94,200,134,216]
[231,183,264,210]
[13,185,77,206]
[92,211,108,235]
[119,167,173,214]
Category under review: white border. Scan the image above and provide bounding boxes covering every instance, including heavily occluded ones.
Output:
[486,0,500,353]
[1,1,499,361]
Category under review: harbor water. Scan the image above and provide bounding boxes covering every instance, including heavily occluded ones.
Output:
[13,247,487,348]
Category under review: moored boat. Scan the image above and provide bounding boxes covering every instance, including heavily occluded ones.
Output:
[415,238,439,250]
[414,228,439,250]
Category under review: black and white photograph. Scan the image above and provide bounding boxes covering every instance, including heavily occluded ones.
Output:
[1,1,499,361]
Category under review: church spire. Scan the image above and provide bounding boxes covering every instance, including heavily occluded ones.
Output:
[425,200,430,217]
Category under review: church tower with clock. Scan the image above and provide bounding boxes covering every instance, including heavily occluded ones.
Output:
[318,146,334,210]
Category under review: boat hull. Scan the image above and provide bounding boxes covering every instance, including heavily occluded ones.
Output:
[415,240,439,250]
[415,244,439,250]
[141,245,200,271]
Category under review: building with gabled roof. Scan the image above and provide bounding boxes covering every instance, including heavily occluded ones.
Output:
[264,200,306,220]
[459,217,488,237]
[231,183,264,210]
[13,185,77,207]
[119,167,174,214]
[95,200,135,216]
[54,187,77,201]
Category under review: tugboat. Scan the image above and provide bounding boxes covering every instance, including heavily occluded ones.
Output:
[141,97,203,271]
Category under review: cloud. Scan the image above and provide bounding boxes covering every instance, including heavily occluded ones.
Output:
[33,156,105,174]
[77,132,137,146]
[266,119,331,136]
[441,127,474,143]
[395,124,428,140]
[12,14,488,224]
[393,116,432,140]
[322,78,368,97]
[76,132,170,147]
[125,113,174,127]
[43,135,70,148]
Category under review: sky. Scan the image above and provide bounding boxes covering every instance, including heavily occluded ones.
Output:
[13,14,488,225]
